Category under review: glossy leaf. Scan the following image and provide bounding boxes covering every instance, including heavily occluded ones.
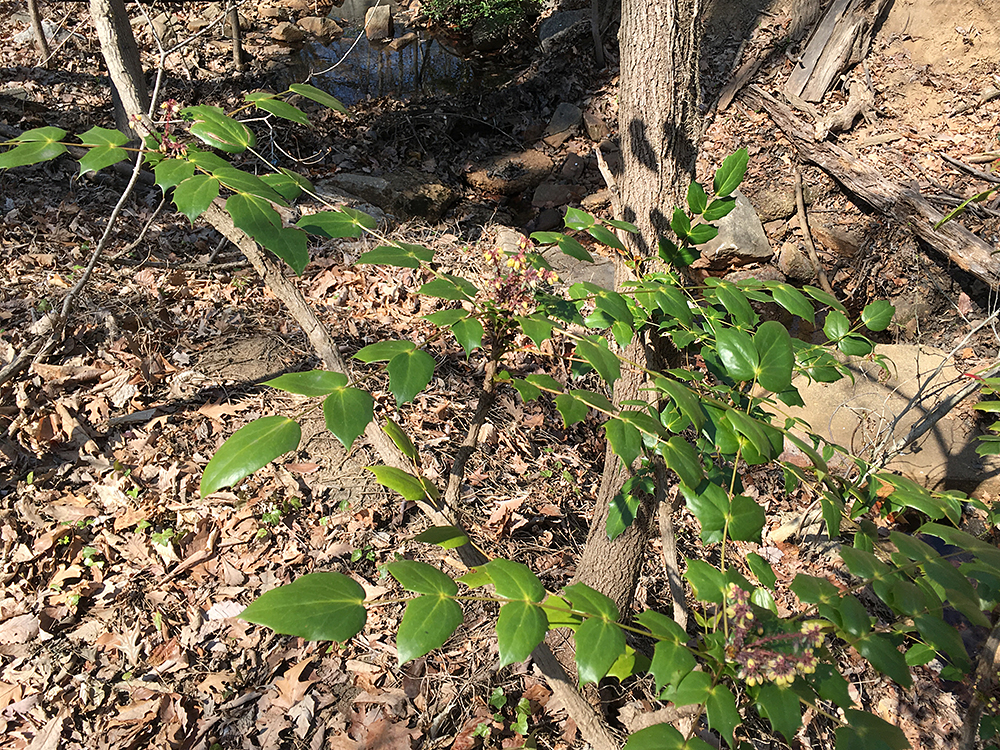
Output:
[387,349,436,404]
[396,594,463,664]
[386,560,457,595]
[706,684,741,748]
[383,418,417,461]
[496,601,547,666]
[607,490,640,541]
[660,436,704,489]
[354,340,415,363]
[681,479,729,544]
[658,236,700,267]
[213,166,287,205]
[654,378,705,432]
[670,207,692,241]
[716,327,758,382]
[419,274,478,301]
[240,571,366,641]
[261,168,311,201]
[588,224,625,252]
[649,641,696,693]
[713,281,756,327]
[513,378,541,401]
[684,559,728,604]
[564,206,595,230]
[702,197,736,222]
[0,126,67,169]
[413,526,469,549]
[357,243,434,268]
[183,105,255,152]
[606,417,642,467]
[669,669,712,706]
[836,709,910,750]
[452,316,484,356]
[623,724,714,750]
[687,181,708,214]
[746,552,777,589]
[855,632,912,688]
[517,315,557,346]
[913,613,971,671]
[713,148,749,197]
[839,334,873,357]
[804,285,848,314]
[298,209,369,239]
[246,92,311,126]
[767,282,815,324]
[323,387,374,449]
[862,300,895,331]
[555,392,589,427]
[367,466,430,502]
[77,126,129,175]
[754,321,794,393]
[289,82,350,115]
[226,193,309,275]
[686,223,719,245]
[266,370,347,396]
[200,416,301,496]
[757,683,801,741]
[483,559,545,602]
[173,174,221,223]
[575,337,621,385]
[154,158,196,190]
[574,615,626,684]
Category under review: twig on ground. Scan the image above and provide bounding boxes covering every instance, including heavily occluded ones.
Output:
[941,153,1000,185]
[795,168,834,295]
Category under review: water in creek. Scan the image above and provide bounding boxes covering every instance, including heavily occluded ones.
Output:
[276,0,493,105]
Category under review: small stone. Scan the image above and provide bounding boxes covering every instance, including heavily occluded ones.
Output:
[532,183,584,209]
[699,190,773,265]
[271,21,305,42]
[777,240,814,281]
[581,190,611,210]
[466,150,554,196]
[560,153,586,180]
[298,16,343,42]
[583,111,609,142]
[812,224,862,258]
[364,5,393,41]
[530,208,563,232]
[259,6,286,18]
[542,102,582,148]
[387,31,418,51]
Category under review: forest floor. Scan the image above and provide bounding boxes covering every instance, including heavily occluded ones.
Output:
[2,0,1000,748]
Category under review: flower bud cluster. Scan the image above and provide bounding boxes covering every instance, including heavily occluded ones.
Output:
[726,583,824,687]
[481,236,558,316]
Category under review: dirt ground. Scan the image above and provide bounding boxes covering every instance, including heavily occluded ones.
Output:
[1,0,1000,748]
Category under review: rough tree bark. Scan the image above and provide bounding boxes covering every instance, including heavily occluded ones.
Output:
[572,0,702,616]
[90,0,150,135]
[28,0,51,61]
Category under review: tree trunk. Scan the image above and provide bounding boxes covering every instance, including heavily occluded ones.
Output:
[28,0,51,61]
[572,0,702,616]
[90,0,150,136]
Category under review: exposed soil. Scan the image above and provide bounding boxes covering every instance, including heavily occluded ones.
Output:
[2,0,1000,748]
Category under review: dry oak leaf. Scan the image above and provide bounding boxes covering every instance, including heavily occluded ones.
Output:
[271,658,316,709]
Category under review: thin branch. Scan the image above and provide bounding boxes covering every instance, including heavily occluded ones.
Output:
[960,618,1000,749]
[795,167,834,295]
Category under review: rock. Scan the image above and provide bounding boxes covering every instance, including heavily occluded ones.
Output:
[542,102,582,148]
[271,21,305,42]
[466,150,554,195]
[530,208,563,232]
[151,12,177,46]
[754,185,796,222]
[261,44,292,57]
[259,6,287,18]
[284,0,311,10]
[318,170,457,222]
[812,224,862,258]
[224,13,250,34]
[365,5,393,41]
[532,183,585,209]
[780,344,1000,496]
[387,31,418,51]
[699,190,772,266]
[560,152,586,180]
[583,111,610,142]
[539,9,588,42]
[581,190,611,210]
[496,226,615,289]
[777,240,814,281]
[298,16,343,42]
[186,16,211,32]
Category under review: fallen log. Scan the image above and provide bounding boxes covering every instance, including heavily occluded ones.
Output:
[745,85,1000,288]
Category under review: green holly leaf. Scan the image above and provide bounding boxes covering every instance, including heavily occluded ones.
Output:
[684,559,727,604]
[766,282,815,324]
[266,370,347,396]
[452,316,484,356]
[757,683,802,741]
[746,552,777,589]
[213,166,287,205]
[0,126,67,169]
[713,148,749,197]
[862,300,895,332]
[573,615,626,684]
[396,594,463,664]
[588,224,625,252]
[386,560,457,595]
[354,340,415,363]
[575,337,621,385]
[496,601,547,666]
[357,243,434,268]
[419,274,478,301]
[754,321,793,393]
[323,387,374,449]
[240,571,366,641]
[854,632,912,688]
[555,392,590,427]
[297,208,374,239]
[77,126,129,175]
[183,104,255,152]
[173,174,221,223]
[706,683,741,748]
[516,315,557,346]
[564,206,595,230]
[200,416,301,496]
[835,709,910,750]
[716,327,758,382]
[289,82,350,115]
[687,181,708,214]
[623,724,715,750]
[387,349,435,405]
[245,91,311,126]
[382,418,417,461]
[659,436,704,489]
[605,417,642,467]
[154,158,196,191]
[226,193,308,275]
[260,168,312,201]
[702,197,736,221]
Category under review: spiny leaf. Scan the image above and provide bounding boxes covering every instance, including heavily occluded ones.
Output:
[173,174,221,223]
[0,126,67,169]
[77,126,129,175]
